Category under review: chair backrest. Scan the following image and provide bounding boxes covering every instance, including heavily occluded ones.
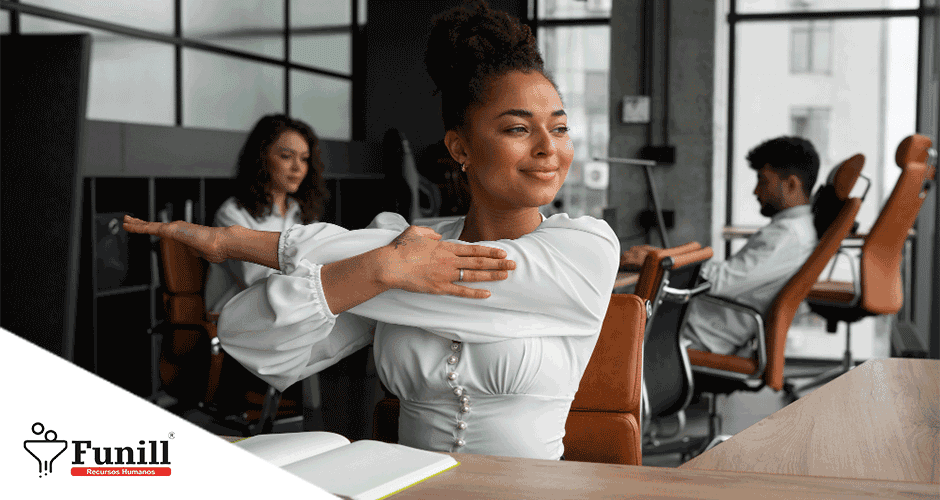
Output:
[640,246,713,419]
[566,293,647,465]
[859,134,936,315]
[762,154,867,390]
[160,238,207,323]
[812,154,865,238]
[157,238,212,403]
[634,241,702,300]
[372,294,649,465]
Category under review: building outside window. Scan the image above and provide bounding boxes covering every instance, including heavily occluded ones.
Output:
[535,1,611,219]
[790,106,831,165]
[790,20,832,74]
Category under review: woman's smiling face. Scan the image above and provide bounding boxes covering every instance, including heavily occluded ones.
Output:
[448,70,573,211]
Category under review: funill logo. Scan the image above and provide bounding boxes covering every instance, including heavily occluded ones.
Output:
[24,422,173,478]
[24,422,67,478]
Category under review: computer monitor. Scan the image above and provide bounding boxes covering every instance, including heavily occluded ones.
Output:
[1,34,91,362]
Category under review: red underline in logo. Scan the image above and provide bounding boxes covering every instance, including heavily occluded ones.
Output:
[71,467,171,476]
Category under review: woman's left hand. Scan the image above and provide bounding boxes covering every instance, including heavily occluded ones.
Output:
[378,225,515,299]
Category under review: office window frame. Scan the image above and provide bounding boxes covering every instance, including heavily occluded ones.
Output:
[724,1,932,253]
[1,0,365,140]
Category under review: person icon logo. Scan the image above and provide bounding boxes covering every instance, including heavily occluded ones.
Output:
[24,422,68,478]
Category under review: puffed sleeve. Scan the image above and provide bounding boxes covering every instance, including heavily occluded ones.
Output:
[213,201,279,288]
[217,220,380,391]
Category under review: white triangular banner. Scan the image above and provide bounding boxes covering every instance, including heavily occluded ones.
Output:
[0,328,338,499]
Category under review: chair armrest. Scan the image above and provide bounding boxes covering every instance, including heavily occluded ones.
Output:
[688,295,766,383]
[661,282,712,304]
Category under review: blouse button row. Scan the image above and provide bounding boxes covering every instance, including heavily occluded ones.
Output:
[449,340,468,448]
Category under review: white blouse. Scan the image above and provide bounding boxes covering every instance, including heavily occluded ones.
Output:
[204,197,303,314]
[217,212,619,459]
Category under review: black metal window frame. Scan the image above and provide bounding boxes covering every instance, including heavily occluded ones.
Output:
[0,0,364,139]
[723,0,937,257]
[528,0,612,29]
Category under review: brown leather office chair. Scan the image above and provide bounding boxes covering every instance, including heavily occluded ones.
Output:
[685,153,865,453]
[157,237,299,435]
[789,134,936,396]
[372,294,649,465]
[633,244,714,450]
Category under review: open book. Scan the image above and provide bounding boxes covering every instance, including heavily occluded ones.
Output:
[233,432,459,500]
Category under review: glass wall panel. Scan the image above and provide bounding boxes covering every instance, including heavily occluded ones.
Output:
[182,0,283,59]
[183,48,284,131]
[22,0,174,34]
[291,1,350,26]
[290,70,351,141]
[539,25,610,218]
[21,16,175,125]
[291,33,351,75]
[731,16,917,361]
[290,1,352,74]
[538,0,612,20]
[737,0,919,13]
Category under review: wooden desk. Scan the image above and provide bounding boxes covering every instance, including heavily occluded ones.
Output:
[393,452,937,499]
[682,359,939,483]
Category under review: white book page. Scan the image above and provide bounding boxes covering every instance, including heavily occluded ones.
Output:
[282,440,458,500]
[234,432,351,468]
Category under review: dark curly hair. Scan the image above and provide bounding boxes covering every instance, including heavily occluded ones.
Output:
[425,0,552,132]
[746,136,820,199]
[232,114,329,224]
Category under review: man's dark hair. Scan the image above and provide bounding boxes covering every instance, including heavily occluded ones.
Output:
[746,136,820,198]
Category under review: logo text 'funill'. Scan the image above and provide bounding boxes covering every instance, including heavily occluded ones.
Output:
[72,440,170,465]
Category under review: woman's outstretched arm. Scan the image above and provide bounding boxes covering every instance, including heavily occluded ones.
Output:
[123,215,514,314]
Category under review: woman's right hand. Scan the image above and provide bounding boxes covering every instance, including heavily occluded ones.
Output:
[378,226,516,299]
[123,215,229,263]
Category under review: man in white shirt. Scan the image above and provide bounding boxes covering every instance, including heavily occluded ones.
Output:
[622,136,820,356]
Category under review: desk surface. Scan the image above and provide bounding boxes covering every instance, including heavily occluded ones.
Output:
[682,358,940,483]
[393,452,937,499]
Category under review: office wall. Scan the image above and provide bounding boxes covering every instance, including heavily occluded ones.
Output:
[363,0,526,169]
[607,1,716,249]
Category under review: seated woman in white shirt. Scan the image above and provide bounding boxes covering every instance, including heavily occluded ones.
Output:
[205,113,330,315]
[124,0,619,461]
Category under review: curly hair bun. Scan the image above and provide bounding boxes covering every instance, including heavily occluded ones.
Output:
[425,0,545,129]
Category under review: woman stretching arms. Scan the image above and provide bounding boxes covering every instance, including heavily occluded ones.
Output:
[125,0,619,460]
